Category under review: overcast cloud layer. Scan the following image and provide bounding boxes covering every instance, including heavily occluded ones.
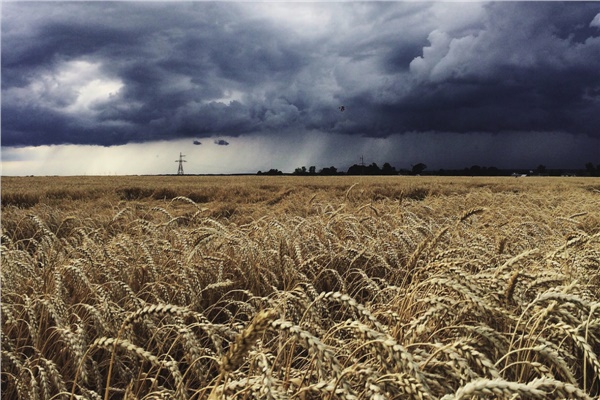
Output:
[2,2,600,172]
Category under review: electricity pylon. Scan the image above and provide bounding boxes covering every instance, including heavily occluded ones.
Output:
[175,152,186,175]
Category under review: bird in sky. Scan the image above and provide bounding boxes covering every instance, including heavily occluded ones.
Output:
[339,105,345,112]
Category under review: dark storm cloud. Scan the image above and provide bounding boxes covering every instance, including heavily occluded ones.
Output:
[380,2,600,137]
[2,2,600,148]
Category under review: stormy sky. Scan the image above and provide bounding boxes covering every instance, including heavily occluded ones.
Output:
[2,1,600,175]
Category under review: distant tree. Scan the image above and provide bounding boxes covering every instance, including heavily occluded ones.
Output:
[411,163,427,175]
[365,163,381,175]
[346,164,363,175]
[585,162,594,174]
[309,166,316,174]
[536,164,547,175]
[382,162,397,175]
[319,166,338,175]
[294,166,307,175]
[469,165,482,176]
[585,162,599,176]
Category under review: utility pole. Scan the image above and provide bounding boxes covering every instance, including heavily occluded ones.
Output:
[360,155,365,175]
[175,152,186,175]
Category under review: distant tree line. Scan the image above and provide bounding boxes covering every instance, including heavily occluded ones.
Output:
[286,162,427,176]
[347,162,397,175]
[257,169,284,175]
[257,161,600,177]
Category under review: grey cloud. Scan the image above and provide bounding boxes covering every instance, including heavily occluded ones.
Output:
[349,2,600,137]
[2,2,600,149]
[0,149,29,162]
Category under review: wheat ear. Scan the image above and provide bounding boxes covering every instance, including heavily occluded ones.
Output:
[440,377,591,400]
[91,336,186,399]
[220,309,278,373]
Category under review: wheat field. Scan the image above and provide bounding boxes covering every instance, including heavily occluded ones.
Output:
[1,175,600,399]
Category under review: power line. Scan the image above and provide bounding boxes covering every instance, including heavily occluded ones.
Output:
[175,152,186,175]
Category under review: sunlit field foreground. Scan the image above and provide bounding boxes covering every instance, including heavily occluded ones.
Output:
[2,175,600,399]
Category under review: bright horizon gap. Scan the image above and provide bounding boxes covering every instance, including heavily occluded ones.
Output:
[2,131,598,176]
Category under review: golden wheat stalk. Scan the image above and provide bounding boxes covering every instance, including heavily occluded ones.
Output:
[220,309,278,373]
[91,336,186,399]
[441,377,591,400]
